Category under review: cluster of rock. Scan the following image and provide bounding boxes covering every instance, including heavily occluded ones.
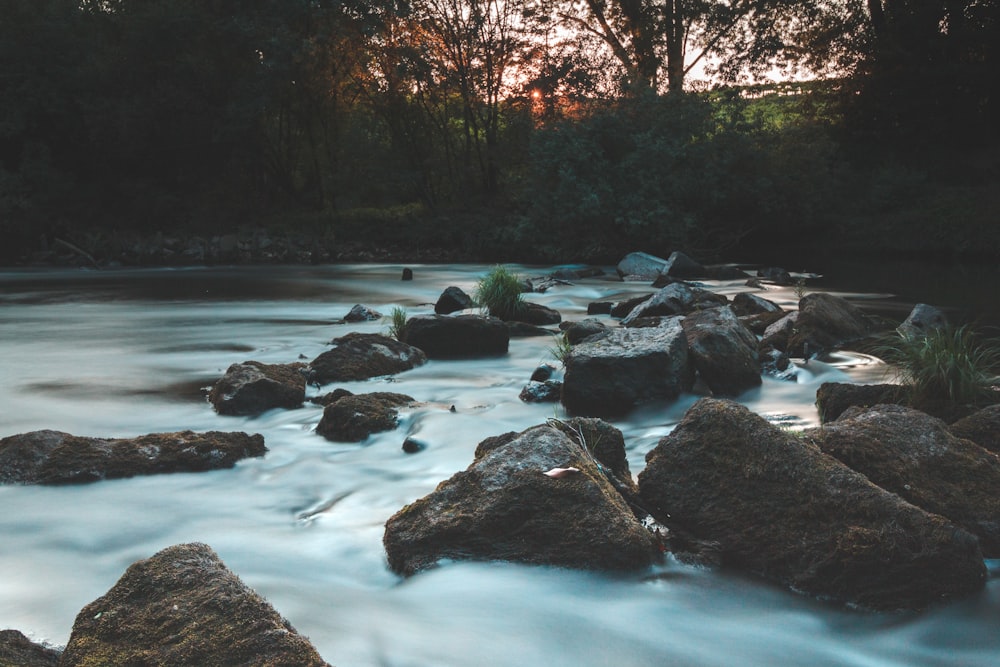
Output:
[3,543,329,666]
[384,397,998,611]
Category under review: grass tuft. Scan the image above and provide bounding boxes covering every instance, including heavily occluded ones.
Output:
[387,306,408,342]
[475,265,526,320]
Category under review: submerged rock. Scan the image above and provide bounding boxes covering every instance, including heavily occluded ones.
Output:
[0,630,60,666]
[681,306,761,396]
[383,425,659,576]
[308,332,426,384]
[209,361,306,416]
[403,314,509,358]
[805,404,1000,556]
[0,430,266,485]
[638,399,986,610]
[316,392,415,442]
[59,543,328,667]
[561,320,693,417]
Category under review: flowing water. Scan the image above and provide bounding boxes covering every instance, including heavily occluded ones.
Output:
[0,263,997,666]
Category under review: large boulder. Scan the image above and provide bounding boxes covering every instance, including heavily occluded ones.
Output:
[316,392,415,442]
[804,404,1000,556]
[0,630,60,666]
[638,399,986,610]
[616,251,670,280]
[0,430,266,485]
[403,314,509,358]
[655,251,707,280]
[209,361,306,416]
[681,306,761,396]
[620,283,727,326]
[308,332,426,384]
[787,293,873,357]
[949,405,1000,454]
[434,286,474,314]
[815,382,904,423]
[59,543,329,667]
[561,319,693,417]
[383,425,659,576]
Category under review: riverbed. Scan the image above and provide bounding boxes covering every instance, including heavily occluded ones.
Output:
[1,263,997,666]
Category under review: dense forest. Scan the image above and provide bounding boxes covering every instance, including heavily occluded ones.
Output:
[1,0,998,264]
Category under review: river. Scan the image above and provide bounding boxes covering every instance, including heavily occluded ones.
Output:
[1,263,997,666]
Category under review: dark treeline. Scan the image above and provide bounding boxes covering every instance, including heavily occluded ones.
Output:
[1,0,998,264]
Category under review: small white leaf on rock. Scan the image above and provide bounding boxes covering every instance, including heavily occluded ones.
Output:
[543,466,580,478]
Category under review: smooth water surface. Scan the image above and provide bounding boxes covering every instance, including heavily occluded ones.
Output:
[0,264,997,666]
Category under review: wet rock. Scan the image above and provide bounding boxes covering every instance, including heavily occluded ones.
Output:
[562,318,608,345]
[402,437,427,454]
[547,417,637,499]
[530,363,557,382]
[0,630,60,666]
[610,294,653,318]
[745,277,765,289]
[308,333,427,384]
[616,251,670,280]
[586,301,613,315]
[638,398,986,610]
[757,266,792,285]
[316,392,414,442]
[401,267,413,280]
[805,404,1000,556]
[897,303,948,339]
[383,425,660,576]
[434,286,474,314]
[705,265,750,280]
[656,251,707,280]
[739,310,787,335]
[506,321,554,337]
[0,430,266,485]
[786,293,873,357]
[309,387,354,407]
[519,380,562,403]
[562,319,693,417]
[59,543,329,667]
[815,382,904,423]
[732,292,783,317]
[403,314,509,358]
[949,405,1000,454]
[209,361,306,416]
[509,302,562,326]
[551,266,604,280]
[760,345,794,380]
[759,311,798,352]
[620,283,728,326]
[681,306,761,396]
[344,304,383,322]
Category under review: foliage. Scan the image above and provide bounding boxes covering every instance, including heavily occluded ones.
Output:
[547,332,573,366]
[474,265,525,320]
[387,307,409,342]
[876,326,1000,409]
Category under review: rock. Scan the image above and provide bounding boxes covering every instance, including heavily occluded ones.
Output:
[506,321,554,337]
[620,283,728,326]
[316,392,414,442]
[610,294,653,318]
[757,266,793,285]
[681,306,761,396]
[519,380,562,403]
[638,398,986,610]
[209,361,306,416]
[528,277,572,292]
[59,543,329,667]
[897,303,948,339]
[383,425,660,576]
[759,311,798,352]
[815,382,904,423]
[0,430,266,485]
[562,318,608,345]
[657,251,707,280]
[434,286,474,314]
[732,292,783,317]
[403,314,509,358]
[530,363,557,382]
[949,405,1000,454]
[509,302,562,326]
[401,267,413,280]
[402,437,427,454]
[786,293,872,358]
[344,304,383,322]
[308,332,427,384]
[616,251,670,280]
[739,310,787,335]
[309,388,354,407]
[706,265,750,280]
[805,404,1000,556]
[586,301,613,315]
[551,266,604,280]
[0,630,60,666]
[760,345,794,380]
[547,417,638,499]
[562,319,693,417]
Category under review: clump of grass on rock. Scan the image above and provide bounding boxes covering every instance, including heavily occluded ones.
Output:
[475,265,526,321]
